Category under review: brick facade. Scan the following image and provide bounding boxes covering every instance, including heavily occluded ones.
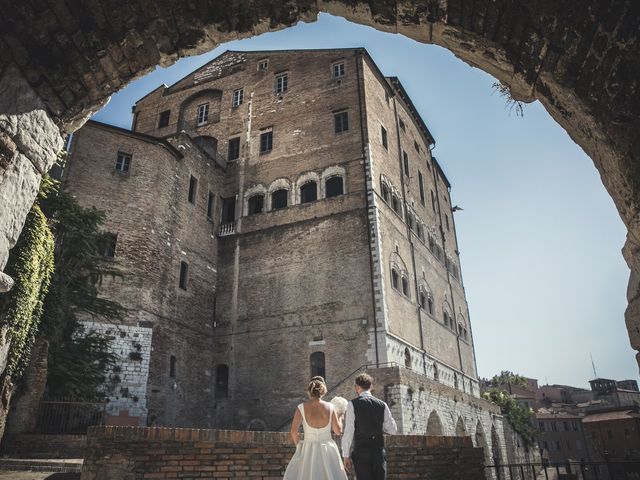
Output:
[80,426,486,480]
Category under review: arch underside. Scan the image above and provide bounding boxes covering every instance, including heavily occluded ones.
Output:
[0,1,638,368]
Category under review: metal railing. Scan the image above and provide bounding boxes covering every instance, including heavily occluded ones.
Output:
[35,399,106,434]
[486,459,640,480]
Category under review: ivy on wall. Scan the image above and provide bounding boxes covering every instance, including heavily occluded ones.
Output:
[0,203,54,380]
[482,387,538,447]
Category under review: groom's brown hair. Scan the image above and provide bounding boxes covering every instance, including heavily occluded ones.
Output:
[355,373,373,390]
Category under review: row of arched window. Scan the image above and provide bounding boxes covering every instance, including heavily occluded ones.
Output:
[243,167,346,216]
[380,175,460,281]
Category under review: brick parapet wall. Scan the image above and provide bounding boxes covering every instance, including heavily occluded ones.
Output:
[81,426,487,479]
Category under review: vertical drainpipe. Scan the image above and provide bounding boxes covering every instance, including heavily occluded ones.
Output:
[356,50,379,367]
[391,89,427,375]
[431,157,466,390]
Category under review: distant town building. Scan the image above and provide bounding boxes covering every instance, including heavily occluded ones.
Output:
[536,411,589,463]
[582,407,640,461]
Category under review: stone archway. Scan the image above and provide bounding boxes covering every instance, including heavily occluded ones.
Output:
[0,1,639,368]
[426,410,444,436]
[455,416,467,436]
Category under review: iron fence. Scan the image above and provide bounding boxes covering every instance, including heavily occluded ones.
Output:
[486,460,640,480]
[35,399,106,434]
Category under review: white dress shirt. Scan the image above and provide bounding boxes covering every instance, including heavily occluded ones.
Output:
[341,391,398,458]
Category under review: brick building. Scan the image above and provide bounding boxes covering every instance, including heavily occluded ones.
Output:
[63,49,505,448]
[582,407,640,461]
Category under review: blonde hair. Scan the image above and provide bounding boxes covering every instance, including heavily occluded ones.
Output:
[307,378,327,399]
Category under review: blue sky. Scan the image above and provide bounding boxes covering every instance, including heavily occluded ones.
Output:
[93,14,637,388]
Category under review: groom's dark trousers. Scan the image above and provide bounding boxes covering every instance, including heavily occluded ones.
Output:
[351,395,387,480]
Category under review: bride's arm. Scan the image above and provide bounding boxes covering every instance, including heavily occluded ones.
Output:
[290,408,302,445]
[331,408,343,436]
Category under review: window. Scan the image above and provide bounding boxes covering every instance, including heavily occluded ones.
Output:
[566,440,572,451]
[418,171,425,205]
[443,311,449,328]
[248,194,264,215]
[399,119,406,132]
[551,422,557,432]
[402,277,410,297]
[272,189,288,210]
[624,428,631,438]
[310,352,326,380]
[115,152,131,172]
[228,137,240,161]
[158,110,170,128]
[384,90,390,104]
[403,151,409,176]
[188,175,198,204]
[170,355,176,379]
[391,269,399,290]
[179,261,189,290]
[275,73,288,94]
[332,62,345,78]
[207,191,214,219]
[419,291,428,310]
[576,440,583,450]
[102,232,118,258]
[404,348,411,369]
[334,111,349,133]
[300,182,317,204]
[381,183,390,202]
[260,131,273,153]
[414,140,420,152]
[392,195,401,215]
[381,125,388,149]
[563,421,569,431]
[325,177,344,198]
[428,297,434,315]
[431,190,436,212]
[221,197,235,224]
[258,59,268,71]
[215,364,229,398]
[197,103,209,126]
[232,88,244,107]
[445,214,450,231]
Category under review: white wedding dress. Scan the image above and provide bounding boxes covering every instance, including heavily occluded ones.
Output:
[283,403,348,480]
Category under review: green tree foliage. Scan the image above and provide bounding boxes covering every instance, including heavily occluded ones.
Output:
[490,370,530,390]
[0,204,54,379]
[35,172,125,399]
[482,387,538,447]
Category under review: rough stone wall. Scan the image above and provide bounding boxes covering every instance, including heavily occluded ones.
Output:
[0,433,86,459]
[80,426,486,480]
[64,122,223,427]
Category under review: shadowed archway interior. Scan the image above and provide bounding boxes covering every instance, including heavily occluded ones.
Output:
[0,0,638,371]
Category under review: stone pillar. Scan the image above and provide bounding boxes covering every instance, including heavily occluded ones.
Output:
[0,63,63,290]
[5,338,49,436]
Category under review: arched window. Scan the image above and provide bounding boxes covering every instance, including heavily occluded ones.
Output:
[310,352,325,380]
[443,311,449,327]
[271,189,288,210]
[402,276,410,297]
[300,181,318,203]
[391,269,399,290]
[419,291,427,310]
[458,324,464,336]
[215,364,229,398]
[325,176,344,198]
[381,183,390,202]
[248,194,264,215]
[404,348,411,369]
[428,297,434,315]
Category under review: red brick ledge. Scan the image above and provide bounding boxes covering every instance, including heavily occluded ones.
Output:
[87,426,473,449]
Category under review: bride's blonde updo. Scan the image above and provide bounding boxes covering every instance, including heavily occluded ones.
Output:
[307,377,327,399]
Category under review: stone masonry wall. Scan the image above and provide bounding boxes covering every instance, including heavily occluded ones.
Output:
[80,426,486,480]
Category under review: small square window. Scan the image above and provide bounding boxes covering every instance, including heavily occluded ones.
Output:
[381,126,388,150]
[158,110,170,128]
[228,137,240,161]
[332,62,345,78]
[334,111,349,133]
[232,88,244,107]
[115,152,131,172]
[260,130,273,153]
[258,59,269,71]
[275,73,288,95]
[197,103,209,126]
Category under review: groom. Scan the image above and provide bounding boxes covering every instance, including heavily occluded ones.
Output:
[342,373,397,480]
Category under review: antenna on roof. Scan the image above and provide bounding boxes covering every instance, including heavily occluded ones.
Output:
[590,353,598,379]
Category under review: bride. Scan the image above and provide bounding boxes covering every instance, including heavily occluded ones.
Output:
[283,377,348,480]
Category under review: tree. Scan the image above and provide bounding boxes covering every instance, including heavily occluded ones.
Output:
[38,173,124,399]
[482,387,538,447]
[490,370,530,390]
